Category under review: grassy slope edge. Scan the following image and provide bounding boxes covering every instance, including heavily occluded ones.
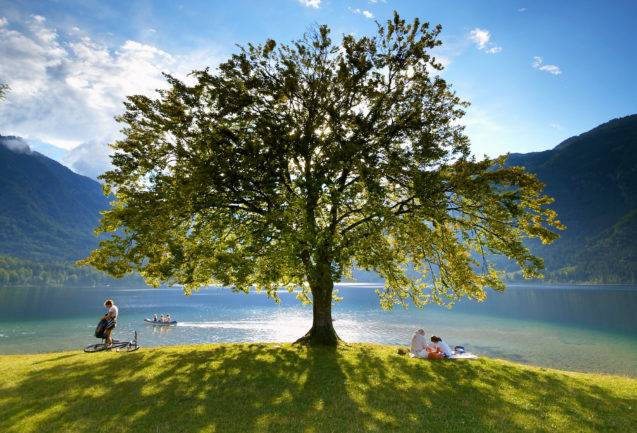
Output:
[1,343,635,433]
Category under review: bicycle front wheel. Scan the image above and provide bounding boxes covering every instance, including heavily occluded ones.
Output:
[84,343,107,353]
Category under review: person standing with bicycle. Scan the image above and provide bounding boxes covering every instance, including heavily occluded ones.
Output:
[102,299,118,347]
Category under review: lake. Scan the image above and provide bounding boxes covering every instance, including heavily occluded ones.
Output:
[1,283,636,377]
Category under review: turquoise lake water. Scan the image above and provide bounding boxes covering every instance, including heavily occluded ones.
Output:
[1,283,636,377]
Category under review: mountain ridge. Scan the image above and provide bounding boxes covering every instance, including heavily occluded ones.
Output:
[503,113,637,282]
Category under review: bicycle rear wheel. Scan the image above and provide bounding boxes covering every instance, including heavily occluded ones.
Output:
[84,343,107,353]
[124,342,140,352]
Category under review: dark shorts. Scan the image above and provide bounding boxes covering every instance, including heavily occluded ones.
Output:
[106,318,117,330]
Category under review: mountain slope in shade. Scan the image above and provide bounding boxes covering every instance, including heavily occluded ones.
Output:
[504,114,637,282]
[0,136,110,262]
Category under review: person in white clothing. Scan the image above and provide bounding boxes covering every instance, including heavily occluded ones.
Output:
[430,335,453,358]
[410,329,433,358]
[101,299,118,346]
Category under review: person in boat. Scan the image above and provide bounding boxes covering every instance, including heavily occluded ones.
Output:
[429,335,453,359]
[101,299,118,347]
[166,314,172,322]
[152,314,158,321]
[159,314,165,322]
[410,329,433,358]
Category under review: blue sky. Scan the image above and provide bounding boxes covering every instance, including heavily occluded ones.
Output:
[0,0,635,179]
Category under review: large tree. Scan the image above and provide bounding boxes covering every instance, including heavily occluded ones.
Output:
[81,13,562,345]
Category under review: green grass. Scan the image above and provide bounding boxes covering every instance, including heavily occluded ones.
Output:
[1,343,635,433]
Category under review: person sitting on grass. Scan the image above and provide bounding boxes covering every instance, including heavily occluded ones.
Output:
[410,329,433,358]
[428,335,453,359]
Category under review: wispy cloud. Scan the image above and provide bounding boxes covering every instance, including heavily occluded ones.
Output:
[0,14,222,178]
[349,8,375,19]
[468,28,502,54]
[0,16,177,148]
[533,56,562,75]
[61,139,113,180]
[519,8,527,12]
[299,0,321,8]
[0,135,31,153]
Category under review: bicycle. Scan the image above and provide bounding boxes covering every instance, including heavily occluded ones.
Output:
[84,331,140,353]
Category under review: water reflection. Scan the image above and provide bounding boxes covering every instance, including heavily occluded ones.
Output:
[149,325,172,335]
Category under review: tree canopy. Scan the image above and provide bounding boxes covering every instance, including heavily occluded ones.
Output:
[81,13,563,345]
[0,83,8,100]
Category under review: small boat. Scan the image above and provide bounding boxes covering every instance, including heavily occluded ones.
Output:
[144,318,177,325]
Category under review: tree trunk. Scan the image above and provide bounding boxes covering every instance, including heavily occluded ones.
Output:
[295,259,341,346]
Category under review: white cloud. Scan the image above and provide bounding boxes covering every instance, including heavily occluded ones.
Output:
[0,14,222,178]
[469,28,490,50]
[540,65,562,75]
[0,17,8,27]
[0,135,31,153]
[349,8,374,19]
[468,28,502,54]
[519,8,527,12]
[532,56,562,75]
[299,0,321,8]
[61,139,113,180]
[0,15,174,149]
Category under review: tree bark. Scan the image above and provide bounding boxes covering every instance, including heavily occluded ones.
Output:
[295,258,341,346]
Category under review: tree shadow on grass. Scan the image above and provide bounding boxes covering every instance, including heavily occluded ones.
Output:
[339,350,636,432]
[31,353,77,364]
[0,344,635,433]
[1,344,367,433]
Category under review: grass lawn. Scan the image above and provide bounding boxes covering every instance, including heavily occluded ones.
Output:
[1,343,635,432]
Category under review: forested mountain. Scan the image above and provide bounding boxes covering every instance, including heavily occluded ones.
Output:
[0,136,141,286]
[0,135,108,262]
[504,114,637,283]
